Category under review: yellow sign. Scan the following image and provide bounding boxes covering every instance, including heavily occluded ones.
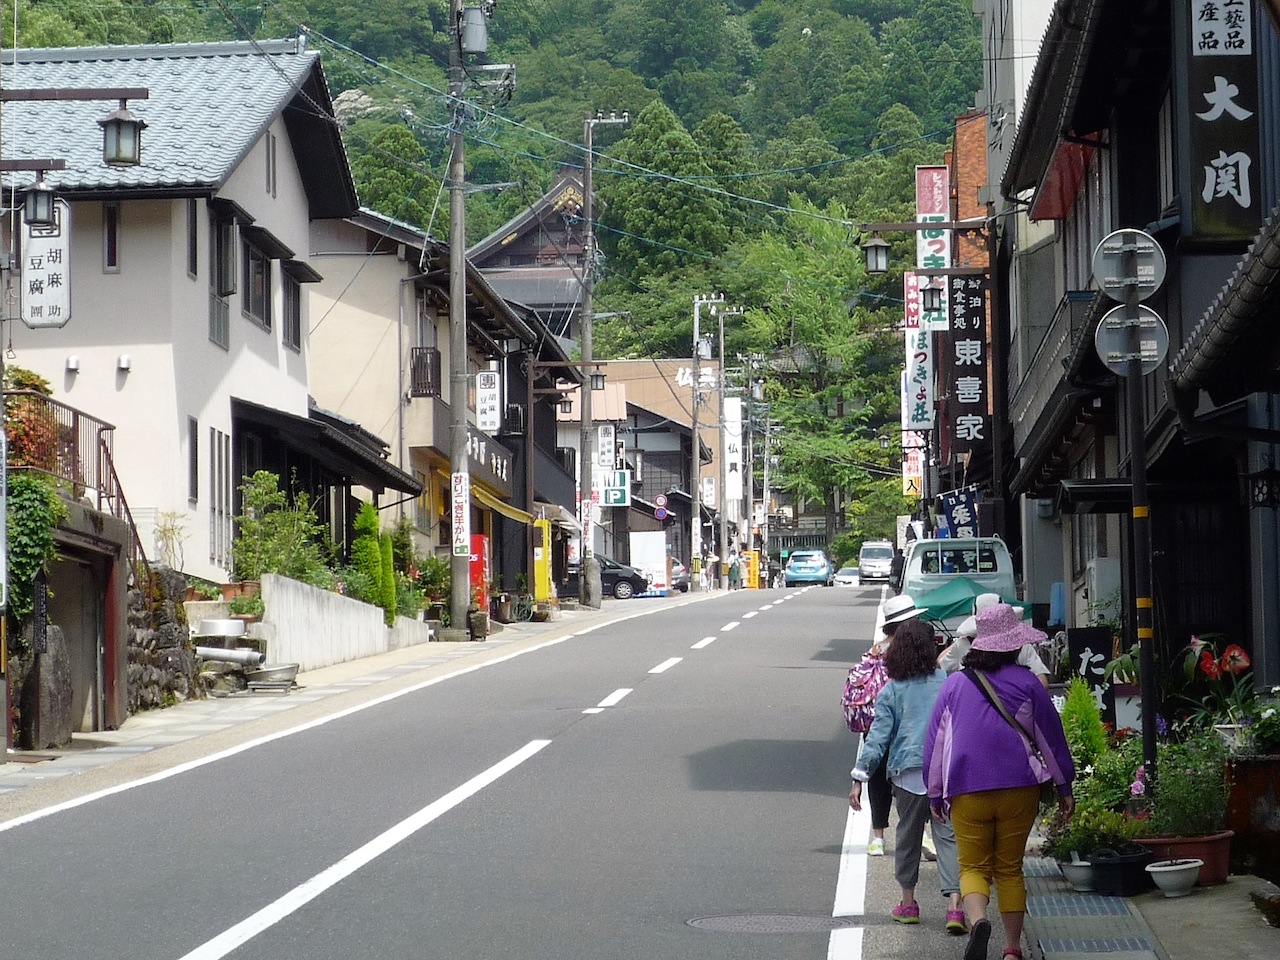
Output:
[744,550,760,589]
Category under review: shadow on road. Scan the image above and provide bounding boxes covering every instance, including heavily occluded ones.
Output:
[686,738,850,796]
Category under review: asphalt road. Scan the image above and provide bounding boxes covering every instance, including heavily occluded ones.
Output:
[0,583,976,960]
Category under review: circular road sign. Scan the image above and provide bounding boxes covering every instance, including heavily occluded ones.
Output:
[655,507,669,521]
[654,494,668,508]
[1091,228,1166,302]
[1094,304,1170,377]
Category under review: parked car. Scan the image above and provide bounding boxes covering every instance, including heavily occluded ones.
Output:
[833,565,861,586]
[857,540,895,582]
[783,549,834,587]
[670,559,690,593]
[598,556,652,599]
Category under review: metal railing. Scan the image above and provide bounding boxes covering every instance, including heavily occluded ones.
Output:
[410,346,442,398]
[4,390,154,597]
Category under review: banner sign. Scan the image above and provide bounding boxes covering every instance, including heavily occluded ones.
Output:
[903,327,934,432]
[22,200,73,329]
[724,397,744,501]
[904,273,922,330]
[916,166,950,331]
[946,274,990,452]
[451,471,471,557]
[939,485,980,538]
[1178,0,1261,240]
[903,445,924,497]
[597,424,615,468]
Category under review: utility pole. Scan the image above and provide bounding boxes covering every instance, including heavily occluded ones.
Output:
[690,294,723,590]
[578,109,627,608]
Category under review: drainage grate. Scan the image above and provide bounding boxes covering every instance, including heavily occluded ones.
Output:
[688,914,858,933]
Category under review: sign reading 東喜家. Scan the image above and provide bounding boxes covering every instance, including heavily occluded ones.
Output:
[1178,0,1261,240]
[945,274,989,452]
[22,200,73,329]
[476,371,501,433]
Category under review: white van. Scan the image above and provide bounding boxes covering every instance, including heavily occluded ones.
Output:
[897,536,1016,602]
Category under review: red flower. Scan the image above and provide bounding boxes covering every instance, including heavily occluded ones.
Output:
[1200,650,1223,679]
[1221,644,1251,675]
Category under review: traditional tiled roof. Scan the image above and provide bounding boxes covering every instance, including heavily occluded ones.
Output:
[1,37,356,217]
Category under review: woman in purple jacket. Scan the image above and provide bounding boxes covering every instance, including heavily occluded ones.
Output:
[923,604,1075,960]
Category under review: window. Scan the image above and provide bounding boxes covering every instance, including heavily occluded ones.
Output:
[188,417,199,503]
[209,427,232,570]
[187,199,198,278]
[209,209,235,348]
[242,241,271,329]
[265,132,277,197]
[283,275,301,349]
[103,203,120,272]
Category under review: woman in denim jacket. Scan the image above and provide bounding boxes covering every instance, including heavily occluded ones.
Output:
[849,620,965,933]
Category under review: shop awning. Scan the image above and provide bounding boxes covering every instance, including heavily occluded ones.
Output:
[534,500,581,532]
[473,485,535,524]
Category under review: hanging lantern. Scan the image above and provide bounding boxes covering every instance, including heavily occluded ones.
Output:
[921,281,943,314]
[862,234,890,275]
[590,367,606,391]
[99,100,147,166]
[23,174,56,227]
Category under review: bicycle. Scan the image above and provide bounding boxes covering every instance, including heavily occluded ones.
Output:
[511,595,536,621]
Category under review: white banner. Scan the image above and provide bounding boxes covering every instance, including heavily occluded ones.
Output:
[476,371,501,433]
[723,397,744,501]
[597,424,615,467]
[451,472,471,556]
[904,329,934,432]
[22,200,73,329]
[916,165,950,331]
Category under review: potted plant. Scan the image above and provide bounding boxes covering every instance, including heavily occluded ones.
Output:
[1134,727,1234,885]
[227,594,264,622]
[1174,633,1257,746]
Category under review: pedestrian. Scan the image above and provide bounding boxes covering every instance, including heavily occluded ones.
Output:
[889,547,905,590]
[728,553,741,590]
[849,619,966,934]
[924,603,1076,960]
[937,598,1052,688]
[863,593,922,855]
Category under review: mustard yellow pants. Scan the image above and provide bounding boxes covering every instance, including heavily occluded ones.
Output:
[949,785,1040,912]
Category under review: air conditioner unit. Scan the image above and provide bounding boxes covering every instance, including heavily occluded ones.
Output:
[504,403,526,435]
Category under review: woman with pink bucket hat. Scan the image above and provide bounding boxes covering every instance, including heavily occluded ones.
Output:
[923,603,1076,960]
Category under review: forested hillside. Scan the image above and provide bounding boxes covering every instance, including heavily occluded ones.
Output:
[4,0,984,547]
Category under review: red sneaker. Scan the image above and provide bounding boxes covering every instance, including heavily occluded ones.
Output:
[891,901,921,924]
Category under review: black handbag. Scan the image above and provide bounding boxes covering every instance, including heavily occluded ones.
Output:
[963,668,1058,807]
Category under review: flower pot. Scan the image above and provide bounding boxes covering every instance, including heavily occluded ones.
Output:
[221,580,260,601]
[1134,831,1233,886]
[1145,859,1203,898]
[1088,847,1154,897]
[1058,859,1095,892]
[1214,723,1254,752]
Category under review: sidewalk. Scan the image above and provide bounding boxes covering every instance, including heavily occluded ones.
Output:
[1,593,707,797]
[1022,853,1279,960]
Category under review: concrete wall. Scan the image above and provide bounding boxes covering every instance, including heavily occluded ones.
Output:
[259,574,432,671]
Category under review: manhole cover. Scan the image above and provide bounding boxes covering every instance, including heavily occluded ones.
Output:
[688,914,857,933]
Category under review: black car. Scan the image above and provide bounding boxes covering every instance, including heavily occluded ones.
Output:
[598,556,652,599]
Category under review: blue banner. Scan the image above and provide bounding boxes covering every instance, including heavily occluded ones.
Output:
[939,486,979,538]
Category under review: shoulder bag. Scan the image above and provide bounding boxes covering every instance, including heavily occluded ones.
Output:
[842,652,889,734]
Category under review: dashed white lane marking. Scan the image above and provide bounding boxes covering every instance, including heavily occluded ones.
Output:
[692,636,717,649]
[581,708,605,715]
[649,657,682,674]
[597,688,633,708]
[759,604,774,610]
[742,611,758,619]
[721,621,741,631]
[178,740,552,960]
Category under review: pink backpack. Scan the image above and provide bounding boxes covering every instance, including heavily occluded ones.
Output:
[842,653,888,734]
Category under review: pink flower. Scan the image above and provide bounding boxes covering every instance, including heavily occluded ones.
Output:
[1221,644,1251,675]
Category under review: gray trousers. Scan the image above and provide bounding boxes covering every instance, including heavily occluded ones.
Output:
[892,784,960,895]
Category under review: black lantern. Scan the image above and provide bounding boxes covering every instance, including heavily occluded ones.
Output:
[98,100,147,166]
[23,174,56,227]
[559,396,573,414]
[862,234,890,275]
[920,280,943,314]
[590,367,606,391]
[1248,465,1280,509]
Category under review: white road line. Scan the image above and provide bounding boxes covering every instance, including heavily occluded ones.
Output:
[691,636,717,649]
[177,740,552,960]
[742,611,758,619]
[648,657,682,674]
[827,804,869,959]
[581,708,604,714]
[721,621,741,631]
[597,688,633,708]
[759,604,774,610]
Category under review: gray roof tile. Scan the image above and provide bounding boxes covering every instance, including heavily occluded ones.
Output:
[1,38,323,194]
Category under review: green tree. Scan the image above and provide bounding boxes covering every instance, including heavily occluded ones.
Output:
[347,501,384,608]
[231,471,332,586]
[379,533,397,625]
[348,124,441,234]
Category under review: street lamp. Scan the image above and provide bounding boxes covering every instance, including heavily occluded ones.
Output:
[862,234,890,275]
[590,367,606,391]
[98,99,147,166]
[23,173,56,227]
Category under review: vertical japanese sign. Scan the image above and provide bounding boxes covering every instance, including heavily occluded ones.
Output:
[1065,626,1118,726]
[476,371,501,433]
[947,274,990,453]
[1179,0,1260,240]
[597,424,615,468]
[904,273,922,330]
[901,422,925,497]
[451,471,471,557]
[723,397,744,501]
[904,327,933,432]
[22,200,73,329]
[916,166,950,331]
[939,486,980,538]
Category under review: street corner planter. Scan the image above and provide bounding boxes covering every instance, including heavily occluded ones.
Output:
[1058,859,1095,892]
[1134,831,1233,886]
[1088,847,1155,897]
[1146,858,1204,898]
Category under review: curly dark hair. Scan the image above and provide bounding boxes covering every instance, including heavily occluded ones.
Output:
[961,648,1020,671]
[884,619,939,680]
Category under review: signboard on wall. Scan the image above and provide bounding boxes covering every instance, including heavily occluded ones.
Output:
[946,274,990,453]
[22,200,73,329]
[476,371,501,433]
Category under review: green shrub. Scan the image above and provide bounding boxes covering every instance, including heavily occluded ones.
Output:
[347,502,383,606]
[1061,676,1110,771]
[4,472,68,639]
[232,470,332,585]
[418,554,450,598]
[1150,729,1230,836]
[1041,798,1149,860]
[379,533,396,625]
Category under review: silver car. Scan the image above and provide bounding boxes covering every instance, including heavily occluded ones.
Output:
[857,541,895,582]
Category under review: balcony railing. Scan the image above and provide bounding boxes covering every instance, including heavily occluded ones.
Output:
[4,390,153,596]
[1009,292,1099,450]
[410,347,442,398]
